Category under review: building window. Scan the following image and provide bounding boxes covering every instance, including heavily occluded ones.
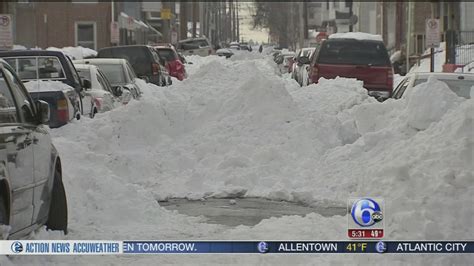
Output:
[75,22,96,50]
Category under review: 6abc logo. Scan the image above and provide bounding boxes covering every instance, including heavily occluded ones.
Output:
[348,198,384,238]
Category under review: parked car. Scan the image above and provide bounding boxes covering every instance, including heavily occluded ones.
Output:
[0,50,93,127]
[97,45,171,87]
[74,58,142,101]
[0,59,68,239]
[216,48,234,59]
[308,33,393,100]
[229,42,240,50]
[392,72,474,99]
[275,52,296,74]
[74,64,124,113]
[153,45,187,81]
[177,37,213,57]
[292,47,316,86]
[240,42,252,52]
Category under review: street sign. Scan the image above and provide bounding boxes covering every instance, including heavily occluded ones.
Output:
[161,8,172,20]
[0,14,13,49]
[171,30,178,44]
[425,18,440,48]
[110,21,119,44]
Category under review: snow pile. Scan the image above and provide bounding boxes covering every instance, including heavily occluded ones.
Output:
[23,80,74,93]
[12,44,27,50]
[7,52,473,265]
[47,46,97,60]
[329,32,383,42]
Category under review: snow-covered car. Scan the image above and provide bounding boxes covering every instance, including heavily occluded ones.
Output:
[97,45,171,87]
[216,48,234,59]
[0,50,95,126]
[292,47,316,86]
[0,59,68,239]
[23,81,83,127]
[392,72,474,99]
[275,52,296,74]
[229,42,240,50]
[177,37,213,57]
[74,64,124,114]
[74,58,141,101]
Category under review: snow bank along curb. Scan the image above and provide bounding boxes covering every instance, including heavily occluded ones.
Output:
[8,53,472,265]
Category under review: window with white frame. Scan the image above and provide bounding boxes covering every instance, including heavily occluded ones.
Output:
[75,22,96,50]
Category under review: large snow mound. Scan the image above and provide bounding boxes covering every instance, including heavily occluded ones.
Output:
[8,54,473,265]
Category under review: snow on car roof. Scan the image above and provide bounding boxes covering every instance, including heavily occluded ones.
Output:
[411,72,474,80]
[23,80,74,93]
[329,32,383,42]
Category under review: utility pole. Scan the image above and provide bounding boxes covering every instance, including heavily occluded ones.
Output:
[162,1,171,42]
[231,0,236,42]
[299,2,304,48]
[192,1,198,37]
[406,1,413,74]
[236,1,240,42]
[180,2,187,40]
[199,2,204,37]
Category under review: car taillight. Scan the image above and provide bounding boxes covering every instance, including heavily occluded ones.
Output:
[387,68,394,91]
[94,97,102,111]
[152,63,160,75]
[57,98,68,123]
[175,60,183,71]
[311,65,319,84]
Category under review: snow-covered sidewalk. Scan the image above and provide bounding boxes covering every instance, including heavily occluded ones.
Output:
[6,53,473,265]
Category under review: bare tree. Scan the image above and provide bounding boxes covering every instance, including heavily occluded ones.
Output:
[252,1,290,48]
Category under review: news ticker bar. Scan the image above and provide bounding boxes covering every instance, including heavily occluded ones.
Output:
[1,241,473,255]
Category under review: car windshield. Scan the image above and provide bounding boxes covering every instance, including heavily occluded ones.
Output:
[93,64,126,85]
[156,48,177,61]
[178,39,209,50]
[414,78,473,99]
[317,40,390,66]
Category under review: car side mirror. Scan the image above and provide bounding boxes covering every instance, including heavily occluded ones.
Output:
[298,56,310,65]
[82,79,92,90]
[139,76,150,83]
[112,86,123,97]
[35,100,50,124]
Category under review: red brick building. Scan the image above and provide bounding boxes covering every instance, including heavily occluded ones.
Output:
[11,1,112,50]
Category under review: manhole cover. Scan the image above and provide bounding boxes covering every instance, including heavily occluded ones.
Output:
[159,197,346,227]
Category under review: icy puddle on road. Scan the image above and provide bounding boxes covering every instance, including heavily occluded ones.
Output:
[159,198,346,227]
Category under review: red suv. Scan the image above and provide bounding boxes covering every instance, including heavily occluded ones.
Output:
[153,45,187,81]
[308,36,393,100]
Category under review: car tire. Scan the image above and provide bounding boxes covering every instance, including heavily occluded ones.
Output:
[46,163,68,235]
[0,196,8,239]
[90,108,97,119]
[168,77,172,86]
[0,196,6,225]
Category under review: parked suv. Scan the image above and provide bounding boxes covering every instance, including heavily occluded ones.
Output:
[97,45,170,87]
[308,33,393,100]
[0,59,68,239]
[177,38,213,57]
[0,50,91,127]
